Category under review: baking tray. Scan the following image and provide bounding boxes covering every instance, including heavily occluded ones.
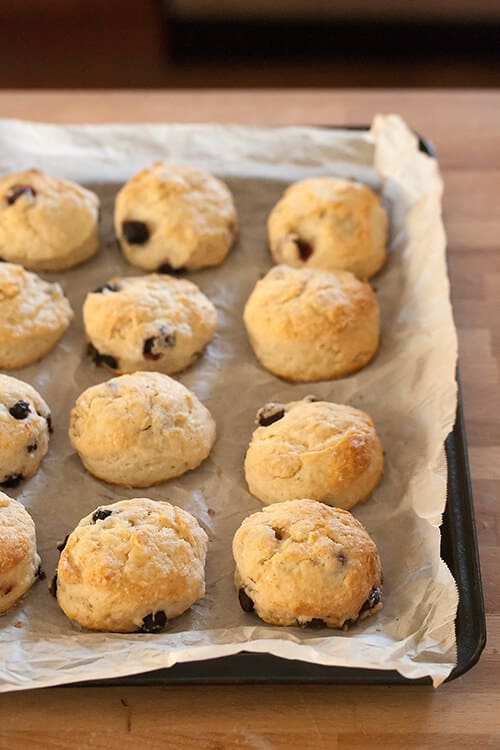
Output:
[73,129,485,687]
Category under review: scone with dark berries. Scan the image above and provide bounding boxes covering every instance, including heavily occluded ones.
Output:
[0,169,100,271]
[54,498,208,633]
[69,372,216,487]
[243,265,379,382]
[84,274,217,374]
[233,499,383,629]
[0,262,73,369]
[114,162,237,272]
[0,491,41,614]
[0,374,52,488]
[245,397,383,509]
[268,176,388,279]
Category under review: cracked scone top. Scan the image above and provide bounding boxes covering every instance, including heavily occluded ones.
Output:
[114,162,238,272]
[69,372,216,487]
[245,397,383,509]
[0,491,40,615]
[0,374,52,488]
[0,263,73,368]
[243,265,379,382]
[55,498,208,633]
[268,176,388,279]
[0,169,100,271]
[233,499,383,629]
[84,274,217,375]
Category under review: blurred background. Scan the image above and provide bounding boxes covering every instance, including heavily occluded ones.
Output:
[0,0,499,88]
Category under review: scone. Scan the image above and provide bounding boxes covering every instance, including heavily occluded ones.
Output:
[84,274,217,375]
[69,372,216,487]
[0,491,41,614]
[268,177,388,278]
[233,499,383,629]
[0,374,52,488]
[0,263,73,369]
[245,397,383,509]
[0,169,100,271]
[114,162,237,272]
[243,265,379,382]
[54,498,208,633]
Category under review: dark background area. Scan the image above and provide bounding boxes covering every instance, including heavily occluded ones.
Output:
[0,0,499,88]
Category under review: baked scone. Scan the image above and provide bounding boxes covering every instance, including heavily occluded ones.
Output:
[0,374,52,488]
[245,397,383,509]
[114,162,237,272]
[84,274,217,375]
[243,265,379,382]
[69,372,216,487]
[54,498,208,633]
[268,177,388,278]
[0,263,73,369]
[0,491,41,614]
[0,169,100,271]
[233,499,383,629]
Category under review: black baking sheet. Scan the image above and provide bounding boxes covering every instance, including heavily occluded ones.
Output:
[70,129,486,687]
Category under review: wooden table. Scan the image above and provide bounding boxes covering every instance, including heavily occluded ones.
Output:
[0,90,498,749]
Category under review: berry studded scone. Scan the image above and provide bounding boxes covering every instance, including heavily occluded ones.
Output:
[69,372,216,487]
[0,169,100,271]
[0,263,73,369]
[268,177,388,279]
[243,265,379,382]
[0,491,41,615]
[114,162,237,272]
[0,374,52,488]
[53,498,208,633]
[84,274,217,375]
[233,499,383,629]
[245,397,383,509]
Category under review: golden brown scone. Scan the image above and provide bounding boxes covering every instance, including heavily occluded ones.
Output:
[69,372,216,488]
[84,274,217,375]
[114,162,237,272]
[268,177,388,278]
[243,265,379,382]
[0,263,73,369]
[0,491,40,614]
[245,397,383,509]
[55,498,208,633]
[0,169,100,271]
[233,499,383,629]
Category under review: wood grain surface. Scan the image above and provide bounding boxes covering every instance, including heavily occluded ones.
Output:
[0,90,498,750]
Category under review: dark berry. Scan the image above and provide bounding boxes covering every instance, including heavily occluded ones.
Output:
[337,552,347,565]
[238,588,254,613]
[139,610,168,633]
[257,404,285,427]
[35,564,46,581]
[305,618,327,629]
[143,327,176,361]
[6,184,36,205]
[359,586,382,616]
[49,573,57,597]
[56,534,70,553]
[93,283,119,294]
[157,262,186,275]
[1,473,23,488]
[9,400,31,420]
[88,343,118,370]
[273,528,283,540]
[122,220,149,245]
[92,508,113,524]
[46,415,53,434]
[294,237,314,261]
[26,443,38,453]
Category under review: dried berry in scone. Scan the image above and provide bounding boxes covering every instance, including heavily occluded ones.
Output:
[114,162,237,271]
[233,499,383,629]
[83,274,216,375]
[55,498,208,633]
[0,374,51,487]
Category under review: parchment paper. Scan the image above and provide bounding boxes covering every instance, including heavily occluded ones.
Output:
[0,115,459,690]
